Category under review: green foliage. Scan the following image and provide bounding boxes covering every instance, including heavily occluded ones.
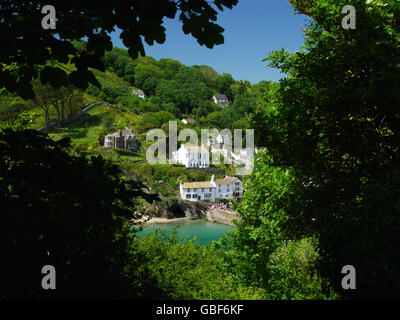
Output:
[134,63,164,96]
[131,229,265,299]
[0,92,36,127]
[155,77,212,115]
[157,58,183,80]
[266,238,336,300]
[0,128,143,299]
[143,111,176,128]
[219,153,335,299]
[199,65,219,86]
[213,73,235,100]
[253,0,400,298]
[1,0,238,98]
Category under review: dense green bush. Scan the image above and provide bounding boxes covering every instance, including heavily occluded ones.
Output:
[131,229,266,299]
[0,129,140,299]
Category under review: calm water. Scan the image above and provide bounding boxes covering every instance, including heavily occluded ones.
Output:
[136,220,235,245]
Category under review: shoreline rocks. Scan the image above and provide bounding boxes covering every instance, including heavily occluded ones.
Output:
[206,209,240,226]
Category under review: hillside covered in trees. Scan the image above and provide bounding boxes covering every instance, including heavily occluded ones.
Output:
[1,41,277,134]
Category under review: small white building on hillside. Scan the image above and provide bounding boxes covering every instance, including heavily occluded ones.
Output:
[182,118,196,125]
[172,144,210,168]
[180,175,243,202]
[212,94,229,107]
[133,89,145,99]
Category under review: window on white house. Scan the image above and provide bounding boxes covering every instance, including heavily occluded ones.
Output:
[186,194,191,199]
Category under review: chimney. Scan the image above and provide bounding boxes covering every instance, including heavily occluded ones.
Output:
[211,175,215,183]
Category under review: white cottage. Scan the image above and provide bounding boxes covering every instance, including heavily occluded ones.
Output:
[212,94,229,107]
[215,176,243,199]
[172,144,210,168]
[133,89,145,99]
[180,175,243,202]
[181,118,196,125]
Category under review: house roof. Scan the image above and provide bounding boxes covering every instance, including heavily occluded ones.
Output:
[106,128,136,137]
[213,94,228,100]
[182,181,215,189]
[215,176,240,185]
[182,144,209,153]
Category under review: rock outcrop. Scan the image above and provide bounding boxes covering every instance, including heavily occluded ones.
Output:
[143,198,210,219]
[206,209,240,226]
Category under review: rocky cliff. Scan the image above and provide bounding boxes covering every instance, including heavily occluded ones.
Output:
[143,198,210,219]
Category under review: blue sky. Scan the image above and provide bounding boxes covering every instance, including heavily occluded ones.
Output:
[110,0,309,84]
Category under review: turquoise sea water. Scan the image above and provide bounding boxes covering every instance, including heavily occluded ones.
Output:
[136,220,235,245]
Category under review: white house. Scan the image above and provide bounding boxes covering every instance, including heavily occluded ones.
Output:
[215,176,243,199]
[180,180,216,202]
[171,144,210,168]
[182,118,196,125]
[180,175,243,202]
[212,94,229,107]
[133,89,145,99]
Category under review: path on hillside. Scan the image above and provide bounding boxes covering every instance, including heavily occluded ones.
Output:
[37,102,108,132]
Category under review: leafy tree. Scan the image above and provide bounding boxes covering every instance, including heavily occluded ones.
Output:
[265,237,336,299]
[50,85,85,127]
[0,92,35,127]
[199,65,219,87]
[117,94,143,111]
[63,86,85,118]
[0,0,238,98]
[213,73,235,100]
[252,0,400,298]
[132,229,266,299]
[98,81,131,104]
[143,111,176,128]
[27,82,54,130]
[0,128,146,299]
[134,63,164,95]
[193,100,218,119]
[157,58,182,80]
[174,65,206,84]
[155,77,212,114]
[231,91,257,115]
[222,154,334,299]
